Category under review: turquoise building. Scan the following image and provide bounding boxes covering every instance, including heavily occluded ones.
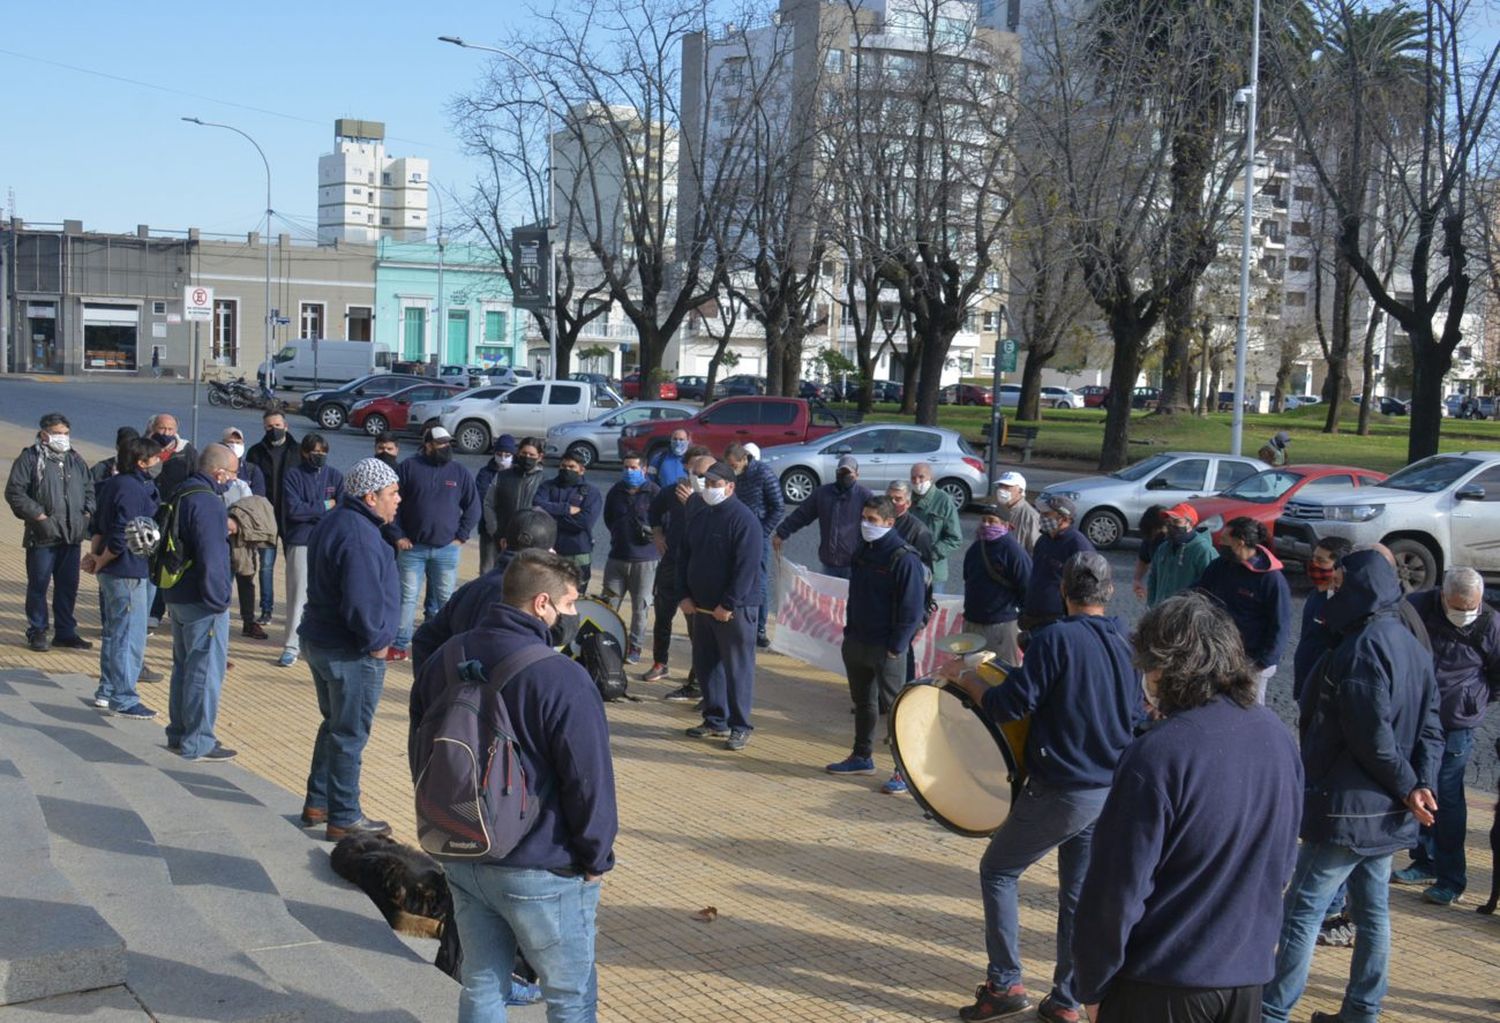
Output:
[373,239,524,368]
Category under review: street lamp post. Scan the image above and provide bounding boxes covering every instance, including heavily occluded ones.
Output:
[438,36,558,378]
[1230,0,1262,457]
[182,117,274,390]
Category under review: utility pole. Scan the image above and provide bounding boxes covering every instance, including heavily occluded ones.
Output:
[1230,0,1262,456]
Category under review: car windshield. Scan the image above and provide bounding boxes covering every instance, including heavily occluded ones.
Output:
[1379,455,1481,493]
[1110,453,1174,482]
[1222,469,1304,503]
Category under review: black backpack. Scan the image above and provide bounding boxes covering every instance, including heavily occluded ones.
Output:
[574,622,629,702]
[150,484,213,589]
[889,542,936,628]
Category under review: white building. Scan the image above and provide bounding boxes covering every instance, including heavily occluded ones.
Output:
[317,119,430,245]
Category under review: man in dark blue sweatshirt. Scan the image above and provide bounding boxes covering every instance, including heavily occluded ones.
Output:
[943,552,1142,1023]
[474,433,516,575]
[962,510,1032,664]
[408,549,616,1021]
[533,450,603,594]
[1020,494,1094,632]
[300,458,403,841]
[725,442,783,648]
[601,453,660,662]
[162,444,237,762]
[679,460,764,750]
[643,447,712,699]
[1072,592,1302,1021]
[772,454,872,578]
[1196,516,1292,703]
[826,496,927,794]
[1262,549,1442,1023]
[389,426,479,657]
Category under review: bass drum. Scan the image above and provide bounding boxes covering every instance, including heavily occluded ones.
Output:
[888,662,1027,838]
[563,597,627,655]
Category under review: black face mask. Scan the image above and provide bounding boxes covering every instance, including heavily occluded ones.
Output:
[548,611,580,648]
[836,473,854,491]
[1168,524,1192,546]
[376,452,398,468]
[557,469,582,487]
[266,427,287,445]
[307,452,327,469]
[516,455,538,473]
[429,445,453,465]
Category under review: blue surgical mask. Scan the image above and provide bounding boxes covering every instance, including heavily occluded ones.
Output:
[670,438,688,456]
[623,468,646,487]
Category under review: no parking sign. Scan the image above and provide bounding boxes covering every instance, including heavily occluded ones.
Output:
[184,286,214,322]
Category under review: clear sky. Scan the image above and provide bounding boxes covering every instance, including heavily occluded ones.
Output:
[1,2,526,238]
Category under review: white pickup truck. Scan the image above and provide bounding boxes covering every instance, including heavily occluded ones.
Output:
[440,380,623,453]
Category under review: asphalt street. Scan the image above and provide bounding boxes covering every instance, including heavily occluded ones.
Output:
[3,375,1495,791]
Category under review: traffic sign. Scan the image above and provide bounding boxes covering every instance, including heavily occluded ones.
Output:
[999,337,1018,373]
[184,286,214,322]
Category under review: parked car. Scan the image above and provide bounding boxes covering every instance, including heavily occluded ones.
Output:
[486,366,536,387]
[799,381,828,401]
[349,382,466,436]
[1352,394,1411,416]
[544,402,696,467]
[836,379,905,404]
[618,396,847,463]
[1216,390,1259,413]
[1080,385,1111,408]
[619,371,679,400]
[1130,386,1162,410]
[1186,464,1388,543]
[1281,394,1322,411]
[439,364,492,388]
[940,383,994,406]
[675,375,709,401]
[270,339,377,390]
[717,374,767,397]
[297,373,433,431]
[1275,451,1500,590]
[1040,386,1086,409]
[406,384,511,436]
[1039,450,1269,549]
[759,424,988,509]
[440,379,626,454]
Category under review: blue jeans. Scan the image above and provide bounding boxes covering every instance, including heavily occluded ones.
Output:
[303,643,386,826]
[444,864,601,1023]
[25,543,81,638]
[1410,727,1475,893]
[96,574,148,711]
[1262,842,1393,1023]
[396,543,462,648]
[756,536,771,636]
[692,608,758,733]
[258,545,277,616]
[164,601,229,758]
[979,778,1107,1008]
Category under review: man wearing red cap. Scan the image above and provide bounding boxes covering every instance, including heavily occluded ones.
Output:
[1145,503,1215,606]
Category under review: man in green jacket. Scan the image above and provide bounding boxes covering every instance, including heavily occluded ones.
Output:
[909,462,964,588]
[1147,503,1216,606]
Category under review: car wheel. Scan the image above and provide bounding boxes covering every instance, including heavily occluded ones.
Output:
[781,467,820,504]
[1080,508,1126,549]
[1386,538,1438,592]
[317,403,346,430]
[565,442,599,468]
[455,420,492,455]
[1053,400,1070,409]
[363,413,389,437]
[937,478,971,509]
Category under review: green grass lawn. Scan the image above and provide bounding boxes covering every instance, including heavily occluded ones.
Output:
[838,402,1500,473]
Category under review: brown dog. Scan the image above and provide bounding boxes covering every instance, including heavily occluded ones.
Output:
[329,832,450,940]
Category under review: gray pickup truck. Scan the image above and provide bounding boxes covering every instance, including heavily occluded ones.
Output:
[1274,450,1500,590]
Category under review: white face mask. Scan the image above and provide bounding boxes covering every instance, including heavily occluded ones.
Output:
[912,479,932,496]
[861,522,892,542]
[702,485,730,506]
[497,453,514,469]
[1141,671,1159,712]
[43,433,70,453]
[1446,605,1481,628]
[690,474,707,493]
[227,442,245,460]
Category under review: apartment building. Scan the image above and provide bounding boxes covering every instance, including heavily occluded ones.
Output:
[317,119,430,245]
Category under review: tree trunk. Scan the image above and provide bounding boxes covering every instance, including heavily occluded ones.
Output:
[1158,111,1216,415]
[1100,328,1148,471]
[764,327,787,397]
[780,329,805,397]
[704,332,734,403]
[636,324,662,400]
[1196,336,1212,415]
[1272,354,1294,413]
[1407,327,1449,463]
[1320,244,1357,433]
[913,323,954,426]
[899,350,920,417]
[1017,348,1046,423]
[1357,309,1382,435]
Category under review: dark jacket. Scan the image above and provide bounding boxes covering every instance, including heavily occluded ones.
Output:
[734,458,783,536]
[300,494,401,654]
[678,495,762,611]
[93,469,158,579]
[6,444,95,547]
[233,457,266,499]
[156,441,198,500]
[1298,550,1443,855]
[281,462,345,546]
[603,480,661,562]
[1197,546,1293,668]
[474,457,505,534]
[534,475,603,557]
[89,457,119,487]
[1294,589,1337,702]
[908,485,963,583]
[408,603,617,876]
[893,513,935,566]
[1022,527,1095,622]
[160,472,232,612]
[389,454,479,547]
[649,483,697,577]
[846,528,928,653]
[246,430,299,531]
[774,480,873,569]
[1073,697,1303,1004]
[484,466,546,545]
[962,532,1031,626]
[1408,588,1500,731]
[410,550,517,675]
[982,614,1143,789]
[1146,528,1215,606]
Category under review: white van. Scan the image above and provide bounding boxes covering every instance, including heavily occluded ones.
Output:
[270,339,379,389]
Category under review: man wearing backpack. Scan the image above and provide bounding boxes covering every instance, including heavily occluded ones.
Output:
[409,549,617,1022]
[825,496,929,795]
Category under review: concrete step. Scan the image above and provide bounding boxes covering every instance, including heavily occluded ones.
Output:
[0,986,152,1022]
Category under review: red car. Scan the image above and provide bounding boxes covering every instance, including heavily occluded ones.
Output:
[941,383,993,406]
[621,371,678,401]
[1080,385,1110,408]
[1186,464,1388,543]
[348,382,465,436]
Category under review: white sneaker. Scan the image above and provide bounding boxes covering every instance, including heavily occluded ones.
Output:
[92,697,109,709]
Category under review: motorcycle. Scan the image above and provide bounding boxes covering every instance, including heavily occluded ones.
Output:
[207,377,288,413]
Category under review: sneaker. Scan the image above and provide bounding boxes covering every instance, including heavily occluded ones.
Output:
[664,684,700,703]
[385,647,409,662]
[53,634,92,650]
[92,696,110,709]
[1309,1014,1346,1023]
[881,772,909,795]
[1036,994,1080,1023]
[958,981,1031,1021]
[1317,914,1356,947]
[113,704,158,721]
[325,817,392,841]
[1423,885,1463,906]
[826,755,877,775]
[138,665,164,684]
[625,645,642,664]
[756,633,771,649]
[685,723,730,738]
[146,616,162,630]
[1392,865,1436,886]
[185,743,238,763]
[725,729,750,751]
[642,662,670,682]
[256,611,273,626]
[277,651,298,667]
[506,978,543,1007]
[242,622,269,640]
[26,632,50,652]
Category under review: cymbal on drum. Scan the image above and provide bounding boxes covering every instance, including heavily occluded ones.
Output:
[936,632,996,669]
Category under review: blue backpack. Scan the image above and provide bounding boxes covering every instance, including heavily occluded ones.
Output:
[412,639,559,862]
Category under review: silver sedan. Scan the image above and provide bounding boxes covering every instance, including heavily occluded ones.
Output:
[407,384,512,436]
[758,424,989,508]
[544,401,695,467]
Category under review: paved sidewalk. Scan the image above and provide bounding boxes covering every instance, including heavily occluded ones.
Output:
[0,440,1496,1020]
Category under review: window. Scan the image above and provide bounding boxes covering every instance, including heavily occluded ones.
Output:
[1153,458,1209,491]
[825,49,844,73]
[982,311,997,332]
[152,301,167,315]
[1293,185,1315,201]
[1465,465,1500,501]
[212,299,238,362]
[1285,291,1308,308]
[828,428,896,454]
[981,354,995,371]
[895,429,941,454]
[1289,256,1310,272]
[985,270,1002,290]
[1299,474,1354,491]
[352,187,363,196]
[484,310,508,342]
[1290,220,1312,237]
[548,384,583,405]
[505,384,545,405]
[1213,460,1259,490]
[82,303,139,370]
[299,302,325,339]
[886,54,917,75]
[383,172,391,185]
[347,306,372,342]
[381,216,391,226]
[701,403,759,426]
[760,403,797,426]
